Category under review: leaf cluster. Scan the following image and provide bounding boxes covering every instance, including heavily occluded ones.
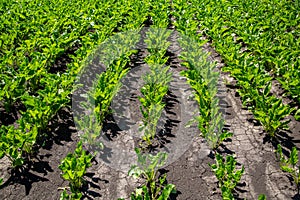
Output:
[173,0,297,137]
[210,153,245,199]
[58,141,93,199]
[127,148,176,200]
[276,144,300,192]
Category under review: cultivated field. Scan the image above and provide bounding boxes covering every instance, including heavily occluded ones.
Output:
[0,0,300,199]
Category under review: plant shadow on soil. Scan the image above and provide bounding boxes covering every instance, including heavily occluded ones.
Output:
[0,164,49,195]
[158,168,181,200]
[0,106,78,198]
[246,113,300,158]
[81,172,109,199]
[262,129,300,157]
[0,100,26,127]
[41,107,75,150]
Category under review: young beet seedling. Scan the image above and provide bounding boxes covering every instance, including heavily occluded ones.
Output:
[276,144,300,193]
[118,183,175,200]
[74,109,104,150]
[58,141,93,200]
[258,194,266,200]
[253,82,293,138]
[127,148,176,200]
[0,123,38,168]
[210,153,244,199]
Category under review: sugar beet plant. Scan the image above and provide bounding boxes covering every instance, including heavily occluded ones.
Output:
[59,141,93,200]
[172,1,232,150]
[122,148,176,200]
[210,153,245,199]
[276,144,300,193]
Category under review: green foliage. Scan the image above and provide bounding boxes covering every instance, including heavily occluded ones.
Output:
[178,35,232,150]
[58,141,93,198]
[276,144,300,192]
[210,153,244,199]
[0,0,148,170]
[295,109,300,121]
[128,148,175,200]
[118,184,175,200]
[74,112,104,149]
[138,63,172,145]
[78,30,140,143]
[172,0,298,138]
[60,189,82,200]
[258,194,266,200]
[0,124,38,167]
[148,0,170,28]
[129,148,167,186]
[248,82,294,137]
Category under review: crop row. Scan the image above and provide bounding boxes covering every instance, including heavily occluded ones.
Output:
[172,1,245,198]
[1,0,299,199]
[0,0,149,172]
[173,0,300,198]
[179,0,296,138]
[192,0,300,109]
[124,0,176,198]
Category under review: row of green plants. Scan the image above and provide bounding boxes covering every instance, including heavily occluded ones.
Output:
[58,142,176,200]
[179,35,233,150]
[209,0,300,110]
[193,0,297,135]
[137,0,172,147]
[172,0,299,198]
[195,0,300,108]
[57,1,153,198]
[117,2,177,199]
[171,1,256,199]
[138,27,172,147]
[75,30,141,148]
[0,0,125,110]
[172,0,233,151]
[59,0,298,199]
[2,0,297,199]
[0,0,148,172]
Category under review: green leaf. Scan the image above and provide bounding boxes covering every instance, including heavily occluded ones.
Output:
[263,82,271,96]
[289,147,298,166]
[258,194,266,200]
[157,184,176,200]
[281,165,294,173]
[60,189,70,200]
[295,109,300,121]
